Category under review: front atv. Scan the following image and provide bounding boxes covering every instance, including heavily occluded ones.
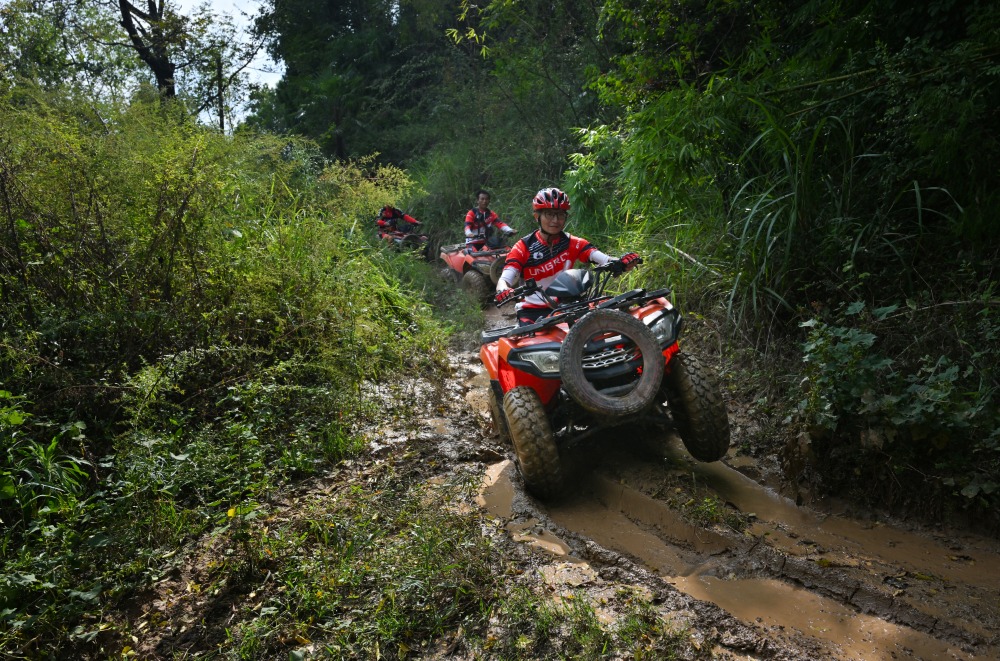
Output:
[480,263,730,499]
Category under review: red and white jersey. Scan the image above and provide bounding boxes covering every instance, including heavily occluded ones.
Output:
[464,208,511,247]
[500,230,610,310]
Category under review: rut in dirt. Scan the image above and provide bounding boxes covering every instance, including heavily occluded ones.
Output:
[467,355,1000,661]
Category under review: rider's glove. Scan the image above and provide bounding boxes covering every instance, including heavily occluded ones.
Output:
[495,288,516,305]
[618,252,641,271]
[502,226,515,235]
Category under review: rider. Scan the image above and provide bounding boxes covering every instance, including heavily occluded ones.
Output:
[495,187,640,325]
[464,189,514,252]
[377,205,421,238]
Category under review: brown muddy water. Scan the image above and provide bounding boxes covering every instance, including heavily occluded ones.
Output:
[465,342,1000,661]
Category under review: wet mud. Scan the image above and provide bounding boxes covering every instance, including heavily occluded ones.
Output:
[467,308,1000,660]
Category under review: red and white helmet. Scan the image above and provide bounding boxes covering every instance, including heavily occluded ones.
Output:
[532,187,571,211]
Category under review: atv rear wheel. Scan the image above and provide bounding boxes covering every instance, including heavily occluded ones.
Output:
[560,309,665,417]
[663,352,730,462]
[461,269,493,302]
[489,384,511,445]
[503,386,564,500]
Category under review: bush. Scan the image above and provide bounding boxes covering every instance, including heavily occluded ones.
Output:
[797,301,999,522]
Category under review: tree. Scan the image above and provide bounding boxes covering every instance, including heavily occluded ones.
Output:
[113,0,267,130]
[115,0,181,96]
[0,0,266,130]
[0,0,145,95]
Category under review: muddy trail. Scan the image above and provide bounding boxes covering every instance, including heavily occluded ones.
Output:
[450,307,1000,660]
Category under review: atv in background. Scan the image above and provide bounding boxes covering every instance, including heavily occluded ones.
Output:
[378,218,432,260]
[480,260,730,499]
[439,231,517,304]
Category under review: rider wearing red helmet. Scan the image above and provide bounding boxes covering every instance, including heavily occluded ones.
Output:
[495,187,639,325]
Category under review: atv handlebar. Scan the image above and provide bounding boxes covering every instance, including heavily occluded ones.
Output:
[495,255,642,308]
[494,278,537,308]
[594,255,644,275]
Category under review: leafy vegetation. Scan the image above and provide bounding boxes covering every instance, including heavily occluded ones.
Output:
[0,81,693,657]
[2,0,1000,655]
[0,83,449,655]
[554,0,1000,525]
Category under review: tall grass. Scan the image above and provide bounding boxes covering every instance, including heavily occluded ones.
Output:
[0,86,451,656]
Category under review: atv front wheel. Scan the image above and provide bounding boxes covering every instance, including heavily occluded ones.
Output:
[461,269,493,302]
[560,309,665,417]
[663,352,730,462]
[400,234,425,252]
[503,386,564,500]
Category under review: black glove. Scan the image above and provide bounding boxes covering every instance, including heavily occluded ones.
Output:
[495,288,516,305]
[619,252,641,270]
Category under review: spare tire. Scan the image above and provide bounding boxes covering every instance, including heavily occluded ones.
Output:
[560,309,664,417]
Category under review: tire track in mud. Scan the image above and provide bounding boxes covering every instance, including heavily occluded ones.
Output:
[481,442,1000,660]
[469,308,1000,659]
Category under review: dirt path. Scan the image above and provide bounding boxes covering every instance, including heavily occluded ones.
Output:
[460,307,1000,660]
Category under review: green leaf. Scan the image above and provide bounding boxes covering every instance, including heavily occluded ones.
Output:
[68,585,102,603]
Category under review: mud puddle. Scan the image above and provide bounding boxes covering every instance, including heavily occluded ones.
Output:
[477,428,1000,660]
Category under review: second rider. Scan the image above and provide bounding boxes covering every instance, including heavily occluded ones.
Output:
[465,189,515,252]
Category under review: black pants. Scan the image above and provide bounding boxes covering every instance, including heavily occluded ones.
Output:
[517,306,549,326]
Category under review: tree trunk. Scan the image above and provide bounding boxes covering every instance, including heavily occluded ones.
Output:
[118,0,176,98]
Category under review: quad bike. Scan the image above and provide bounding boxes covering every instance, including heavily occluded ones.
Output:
[379,219,432,260]
[480,259,730,500]
[439,231,517,303]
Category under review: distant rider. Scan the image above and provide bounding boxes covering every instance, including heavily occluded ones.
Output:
[495,187,639,325]
[464,189,514,252]
[377,205,421,238]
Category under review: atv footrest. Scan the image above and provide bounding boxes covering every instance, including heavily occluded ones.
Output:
[482,326,517,344]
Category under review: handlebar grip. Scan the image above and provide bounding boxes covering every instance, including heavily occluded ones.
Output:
[493,278,537,308]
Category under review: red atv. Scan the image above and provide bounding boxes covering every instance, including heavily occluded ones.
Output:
[379,218,432,260]
[439,232,516,303]
[480,260,730,499]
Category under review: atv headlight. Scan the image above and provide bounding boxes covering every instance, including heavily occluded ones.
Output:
[518,349,562,375]
[648,311,678,345]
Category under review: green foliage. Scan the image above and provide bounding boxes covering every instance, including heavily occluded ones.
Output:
[797,301,1000,516]
[240,477,501,657]
[0,0,263,121]
[251,0,459,162]
[481,584,690,659]
[0,86,455,656]
[1,391,95,554]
